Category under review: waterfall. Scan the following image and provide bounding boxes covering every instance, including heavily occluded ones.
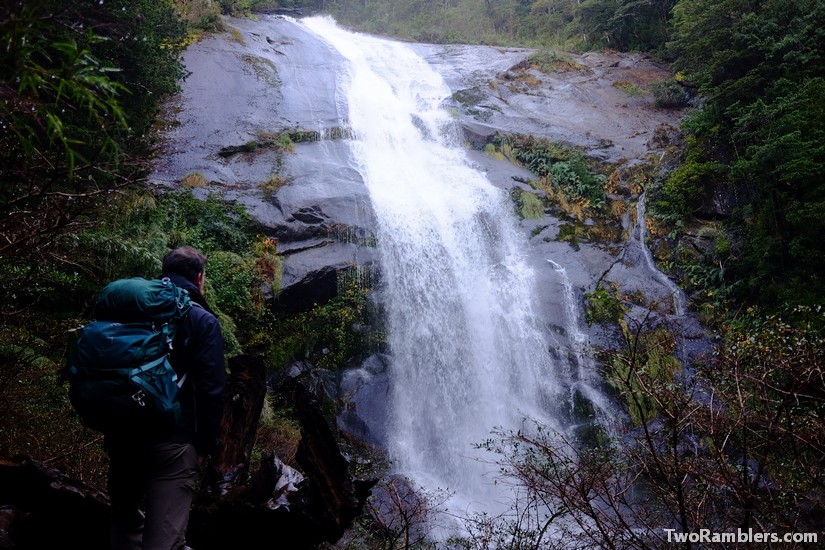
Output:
[301,16,565,518]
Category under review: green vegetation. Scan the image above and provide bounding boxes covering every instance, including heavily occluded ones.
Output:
[649,77,689,108]
[261,174,290,197]
[606,325,681,426]
[526,49,584,73]
[328,0,678,52]
[1,0,187,307]
[0,181,276,477]
[512,188,546,220]
[583,285,625,326]
[612,80,646,97]
[218,128,336,159]
[1,0,184,265]
[493,134,609,212]
[265,276,376,372]
[651,0,825,308]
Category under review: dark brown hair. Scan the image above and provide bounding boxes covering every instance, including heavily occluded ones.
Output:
[162,246,207,283]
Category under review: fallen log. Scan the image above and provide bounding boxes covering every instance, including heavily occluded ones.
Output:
[0,456,110,549]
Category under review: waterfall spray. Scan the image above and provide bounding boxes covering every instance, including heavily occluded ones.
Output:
[546,258,618,429]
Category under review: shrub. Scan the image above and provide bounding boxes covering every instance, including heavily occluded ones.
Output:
[503,134,608,209]
[528,49,584,73]
[650,78,689,108]
[181,172,208,188]
[517,190,546,219]
[584,285,626,325]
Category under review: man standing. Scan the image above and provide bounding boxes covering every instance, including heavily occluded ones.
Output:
[106,246,226,550]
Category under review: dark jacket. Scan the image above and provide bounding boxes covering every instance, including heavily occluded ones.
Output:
[164,273,226,455]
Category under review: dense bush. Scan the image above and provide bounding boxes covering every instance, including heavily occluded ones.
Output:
[658,0,825,307]
[0,1,187,278]
[502,134,608,209]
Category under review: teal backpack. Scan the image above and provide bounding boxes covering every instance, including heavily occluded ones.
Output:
[64,277,193,434]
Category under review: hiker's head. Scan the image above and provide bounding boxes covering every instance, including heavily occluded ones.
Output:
[162,246,207,290]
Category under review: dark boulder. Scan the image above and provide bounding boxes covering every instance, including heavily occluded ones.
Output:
[0,457,110,550]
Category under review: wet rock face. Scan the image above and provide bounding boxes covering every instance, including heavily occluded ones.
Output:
[412,44,684,164]
[148,12,712,395]
[150,18,715,443]
[149,16,685,318]
[149,16,370,314]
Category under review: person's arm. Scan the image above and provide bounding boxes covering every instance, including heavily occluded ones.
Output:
[190,311,226,457]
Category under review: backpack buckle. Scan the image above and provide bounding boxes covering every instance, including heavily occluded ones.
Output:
[132,390,146,407]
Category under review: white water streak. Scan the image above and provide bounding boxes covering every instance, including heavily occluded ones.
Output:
[637,192,687,316]
[546,259,618,427]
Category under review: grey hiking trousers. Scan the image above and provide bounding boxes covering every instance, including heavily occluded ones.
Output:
[107,442,199,550]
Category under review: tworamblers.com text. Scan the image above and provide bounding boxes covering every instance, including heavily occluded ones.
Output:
[664,528,818,544]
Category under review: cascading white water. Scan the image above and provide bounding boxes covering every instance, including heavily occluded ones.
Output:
[301,16,565,516]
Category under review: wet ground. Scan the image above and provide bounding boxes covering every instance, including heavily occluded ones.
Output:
[412,43,683,163]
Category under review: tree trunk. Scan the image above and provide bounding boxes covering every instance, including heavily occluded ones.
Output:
[208,354,268,494]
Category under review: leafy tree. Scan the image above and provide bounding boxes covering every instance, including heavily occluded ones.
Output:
[578,0,676,52]
[0,0,187,292]
[326,0,677,50]
[659,0,825,306]
[1,3,128,261]
[89,0,188,140]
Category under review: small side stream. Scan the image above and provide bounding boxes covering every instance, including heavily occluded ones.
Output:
[636,192,688,317]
